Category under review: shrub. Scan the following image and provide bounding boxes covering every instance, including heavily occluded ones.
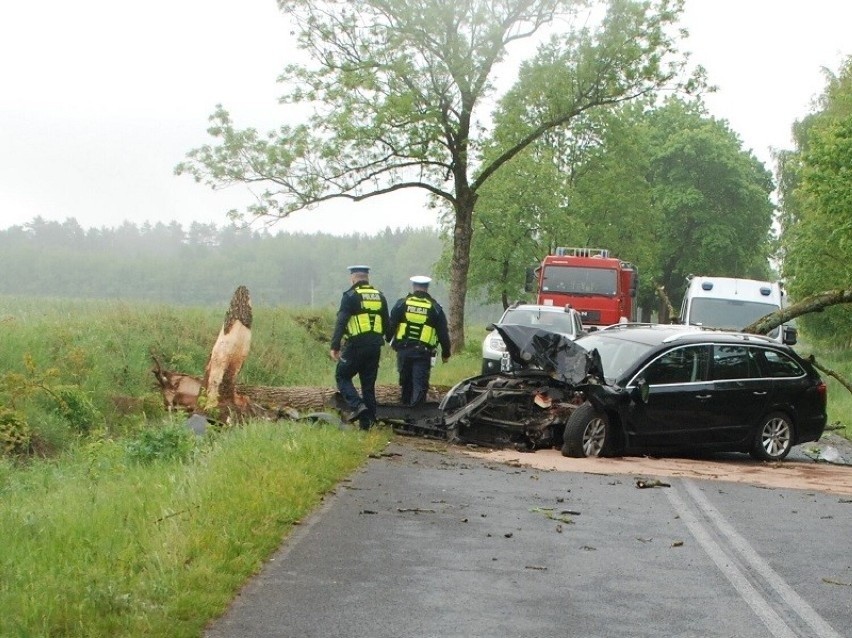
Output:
[124,422,196,464]
[53,386,102,434]
[0,408,31,456]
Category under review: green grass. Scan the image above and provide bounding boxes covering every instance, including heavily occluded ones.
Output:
[0,420,388,637]
[813,349,852,438]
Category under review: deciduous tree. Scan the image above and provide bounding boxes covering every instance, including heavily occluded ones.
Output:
[177,0,698,349]
[778,57,852,343]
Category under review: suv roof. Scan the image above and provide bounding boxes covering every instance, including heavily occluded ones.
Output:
[505,303,578,314]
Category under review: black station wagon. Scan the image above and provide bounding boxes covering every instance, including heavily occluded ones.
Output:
[561,325,828,461]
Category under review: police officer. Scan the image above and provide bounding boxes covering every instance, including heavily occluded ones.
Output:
[387,275,451,407]
[330,265,390,430]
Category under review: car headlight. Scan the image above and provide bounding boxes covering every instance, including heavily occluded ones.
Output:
[488,336,506,352]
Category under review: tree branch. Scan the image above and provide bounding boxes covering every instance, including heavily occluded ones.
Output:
[741,289,852,335]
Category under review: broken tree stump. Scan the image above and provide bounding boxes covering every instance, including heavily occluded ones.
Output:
[203,285,253,415]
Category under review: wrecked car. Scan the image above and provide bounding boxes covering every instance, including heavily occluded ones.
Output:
[562,324,828,460]
[438,323,828,461]
[439,323,597,450]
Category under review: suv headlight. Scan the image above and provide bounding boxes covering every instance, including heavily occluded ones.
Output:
[488,335,506,352]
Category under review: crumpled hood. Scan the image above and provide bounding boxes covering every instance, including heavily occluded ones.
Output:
[494,324,603,385]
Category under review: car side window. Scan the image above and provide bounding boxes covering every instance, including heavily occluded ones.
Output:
[752,348,805,378]
[643,346,708,385]
[712,345,760,381]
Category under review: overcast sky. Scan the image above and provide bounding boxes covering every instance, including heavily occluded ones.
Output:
[0,1,849,235]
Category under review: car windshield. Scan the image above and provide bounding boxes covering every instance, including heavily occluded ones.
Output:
[574,334,657,383]
[689,299,780,338]
[501,308,576,335]
[540,265,617,296]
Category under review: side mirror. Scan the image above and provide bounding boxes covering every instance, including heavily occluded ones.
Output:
[782,325,798,346]
[524,267,536,293]
[486,323,496,332]
[634,378,650,404]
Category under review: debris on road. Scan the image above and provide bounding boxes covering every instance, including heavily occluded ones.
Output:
[635,478,671,489]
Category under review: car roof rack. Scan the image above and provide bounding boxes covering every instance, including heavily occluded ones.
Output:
[663,329,777,344]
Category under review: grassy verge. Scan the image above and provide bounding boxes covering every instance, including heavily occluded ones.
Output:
[815,348,852,438]
[0,421,388,637]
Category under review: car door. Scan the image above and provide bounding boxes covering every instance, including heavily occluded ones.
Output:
[625,344,713,448]
[706,344,771,444]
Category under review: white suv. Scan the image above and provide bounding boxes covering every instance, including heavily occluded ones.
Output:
[481,303,585,374]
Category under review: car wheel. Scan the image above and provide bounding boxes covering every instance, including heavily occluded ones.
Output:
[561,402,612,458]
[750,412,794,461]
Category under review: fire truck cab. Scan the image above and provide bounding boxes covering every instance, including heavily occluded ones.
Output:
[527,247,638,327]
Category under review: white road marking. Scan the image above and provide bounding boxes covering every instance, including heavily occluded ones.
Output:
[665,480,842,638]
[680,479,842,638]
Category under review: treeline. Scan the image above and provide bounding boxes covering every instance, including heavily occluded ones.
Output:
[0,218,463,311]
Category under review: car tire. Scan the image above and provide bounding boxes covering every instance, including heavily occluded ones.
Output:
[750,412,794,461]
[561,402,613,458]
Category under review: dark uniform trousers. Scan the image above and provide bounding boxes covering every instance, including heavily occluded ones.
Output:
[335,339,381,427]
[396,345,433,407]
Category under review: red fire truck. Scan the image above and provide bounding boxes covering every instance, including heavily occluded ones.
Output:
[526,247,638,327]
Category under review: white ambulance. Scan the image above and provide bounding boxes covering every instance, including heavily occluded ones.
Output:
[679,276,797,345]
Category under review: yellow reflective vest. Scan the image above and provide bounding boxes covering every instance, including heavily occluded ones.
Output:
[395,294,438,347]
[345,284,384,337]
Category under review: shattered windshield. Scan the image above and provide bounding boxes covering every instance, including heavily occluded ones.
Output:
[573,334,656,384]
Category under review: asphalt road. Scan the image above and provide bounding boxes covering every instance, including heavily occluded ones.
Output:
[205,438,852,638]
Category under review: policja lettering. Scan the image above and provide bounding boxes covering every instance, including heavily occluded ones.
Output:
[406,305,430,315]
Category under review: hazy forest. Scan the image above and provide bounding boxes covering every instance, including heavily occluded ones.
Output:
[0,219,492,316]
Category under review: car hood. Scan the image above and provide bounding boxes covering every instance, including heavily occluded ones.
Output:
[494,324,603,385]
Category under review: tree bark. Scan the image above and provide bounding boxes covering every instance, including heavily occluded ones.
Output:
[240,384,450,413]
[203,285,252,412]
[741,289,852,335]
[151,376,450,416]
[654,283,676,323]
[448,190,476,355]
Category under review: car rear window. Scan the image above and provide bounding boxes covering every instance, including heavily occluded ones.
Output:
[752,348,806,378]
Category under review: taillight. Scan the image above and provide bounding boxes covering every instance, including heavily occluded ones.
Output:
[816,381,827,407]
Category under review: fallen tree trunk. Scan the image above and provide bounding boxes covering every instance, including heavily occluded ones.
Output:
[240,384,450,413]
[740,288,852,397]
[153,366,449,416]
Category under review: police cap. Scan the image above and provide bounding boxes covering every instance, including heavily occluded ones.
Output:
[410,275,432,286]
[347,265,370,274]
